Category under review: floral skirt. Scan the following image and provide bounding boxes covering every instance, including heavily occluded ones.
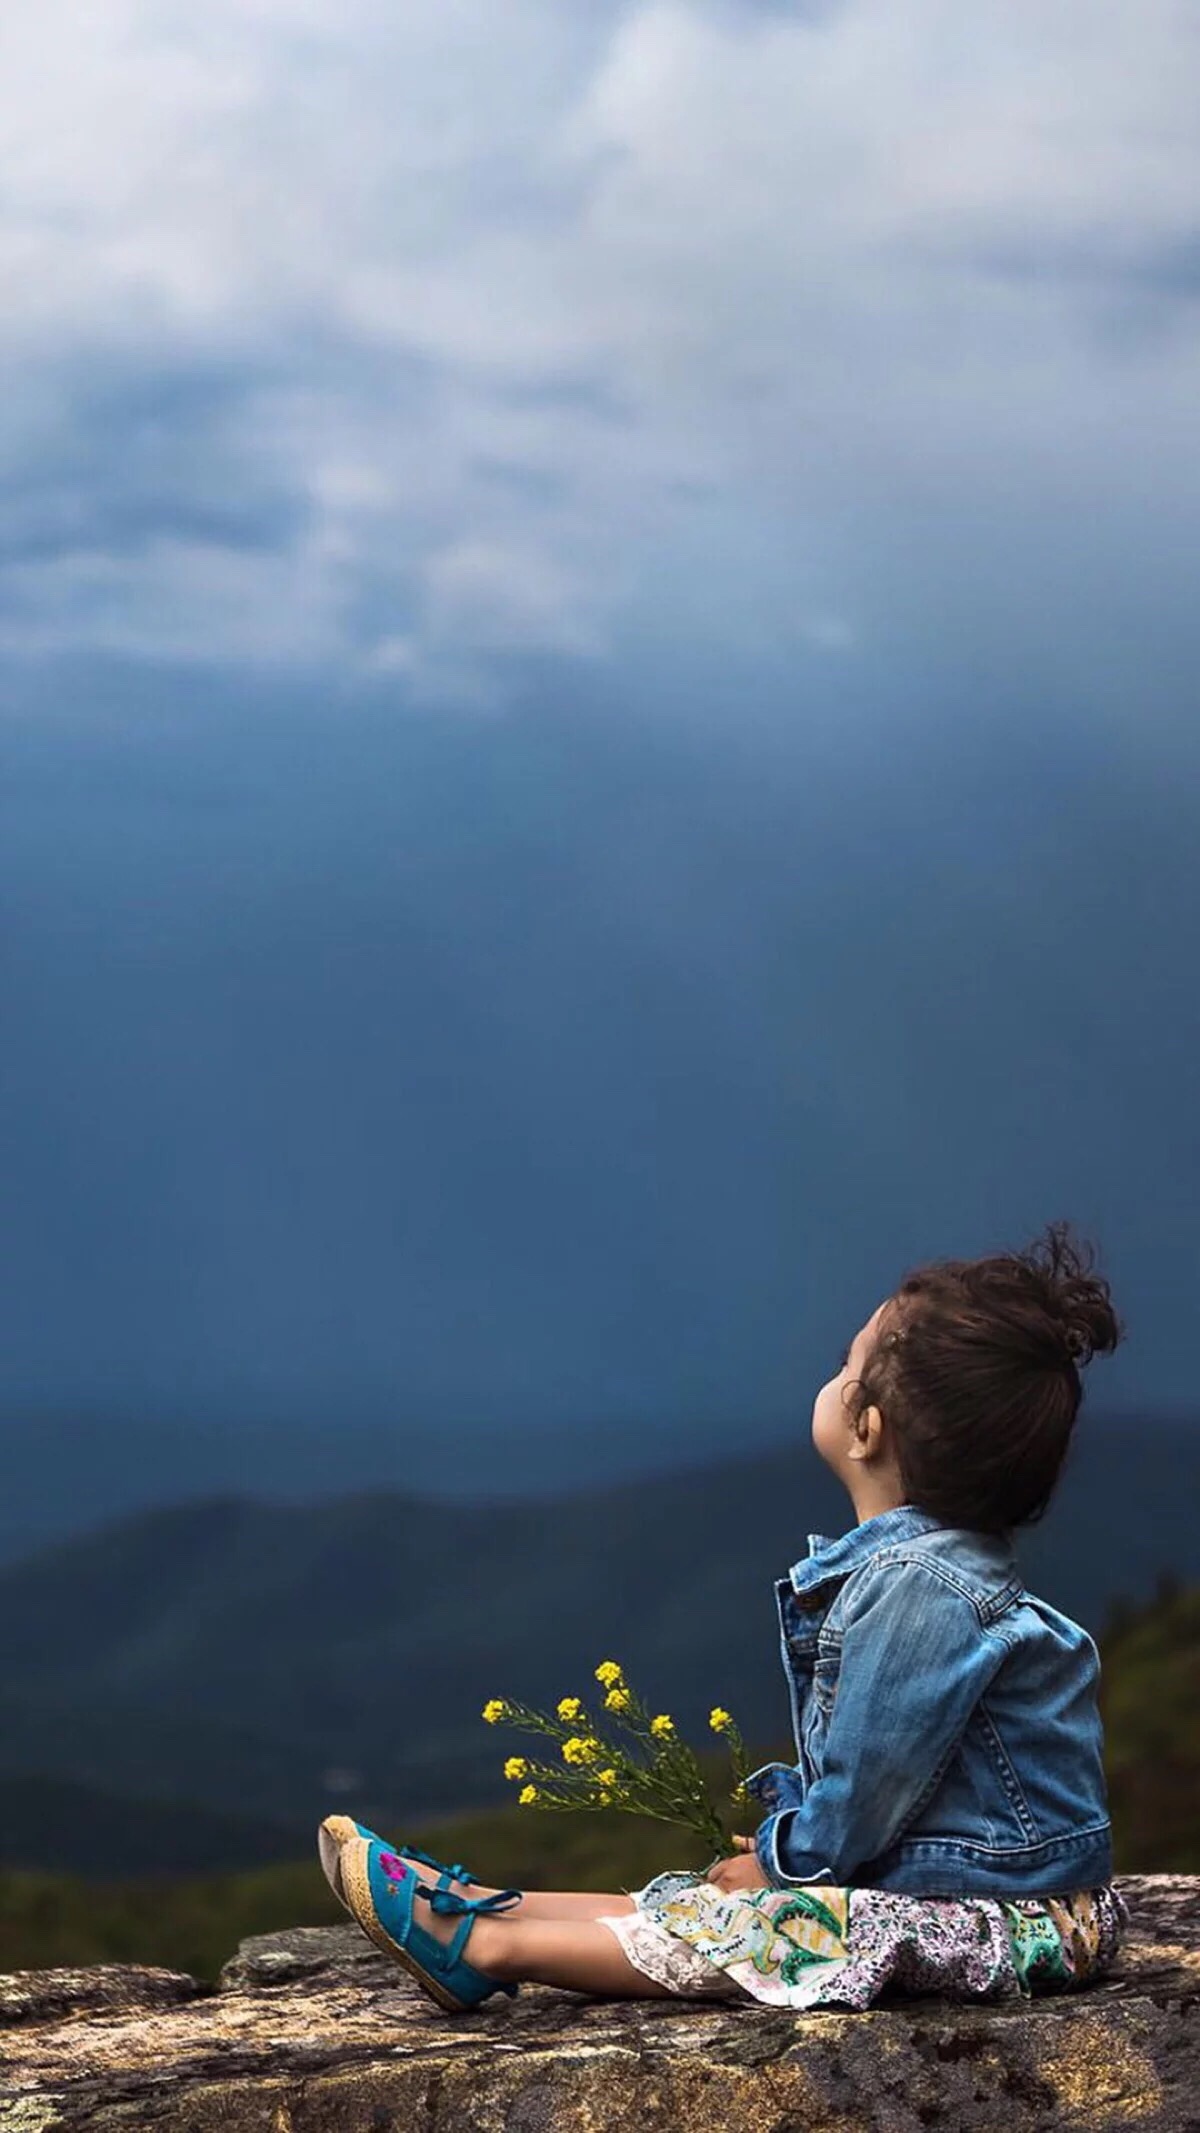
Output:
[596,1869,1128,2010]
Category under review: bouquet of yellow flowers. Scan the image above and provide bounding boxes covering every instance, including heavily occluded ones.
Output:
[482,1660,750,1856]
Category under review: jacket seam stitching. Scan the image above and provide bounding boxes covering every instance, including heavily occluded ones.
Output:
[867,1551,1021,1623]
[881,1822,1112,1859]
[975,1696,1041,1844]
[803,1544,1022,1623]
[840,1551,1014,1632]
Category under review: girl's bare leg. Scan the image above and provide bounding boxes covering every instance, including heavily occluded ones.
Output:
[396,1858,638,1922]
[453,1912,675,1998]
[468,1884,637,1921]
[331,1847,670,1997]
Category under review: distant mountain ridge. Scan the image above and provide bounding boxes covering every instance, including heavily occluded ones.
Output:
[0,1408,805,1564]
[0,1414,1195,1875]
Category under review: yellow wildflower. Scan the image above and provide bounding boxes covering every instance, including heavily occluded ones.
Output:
[598,1790,614,1807]
[650,1714,675,1738]
[709,1706,733,1733]
[597,1768,618,1787]
[503,1757,529,1781]
[482,1699,506,1724]
[561,1735,602,1766]
[604,1686,632,1714]
[594,1660,623,1688]
[556,1695,583,1722]
[518,1784,537,1806]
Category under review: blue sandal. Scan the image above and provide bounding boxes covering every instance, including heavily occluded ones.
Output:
[329,1826,521,2011]
[318,1815,486,1915]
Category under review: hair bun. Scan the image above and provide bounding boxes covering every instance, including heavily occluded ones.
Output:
[1027,1219,1125,1371]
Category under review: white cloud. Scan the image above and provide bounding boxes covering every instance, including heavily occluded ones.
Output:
[422,538,607,657]
[0,0,1197,696]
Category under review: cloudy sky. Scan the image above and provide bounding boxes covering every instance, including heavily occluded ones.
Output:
[2,0,1198,1508]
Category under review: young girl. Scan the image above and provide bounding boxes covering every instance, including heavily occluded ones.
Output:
[319,1220,1130,2012]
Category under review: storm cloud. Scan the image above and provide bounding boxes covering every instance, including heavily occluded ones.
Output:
[1,0,1197,697]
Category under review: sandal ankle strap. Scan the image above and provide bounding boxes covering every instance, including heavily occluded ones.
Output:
[418,1879,523,1918]
[399,1843,476,1885]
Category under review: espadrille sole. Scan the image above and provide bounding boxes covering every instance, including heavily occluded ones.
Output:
[317,1814,359,1916]
[325,1823,480,2014]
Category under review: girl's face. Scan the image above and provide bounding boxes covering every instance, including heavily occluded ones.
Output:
[811,1297,891,1483]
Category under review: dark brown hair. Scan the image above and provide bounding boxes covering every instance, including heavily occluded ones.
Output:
[846,1219,1126,1532]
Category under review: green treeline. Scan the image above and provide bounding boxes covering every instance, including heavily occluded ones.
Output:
[1100,1575,1200,1876]
[2,1580,1195,1982]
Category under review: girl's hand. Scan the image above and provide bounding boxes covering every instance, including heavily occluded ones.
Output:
[704,1836,770,1892]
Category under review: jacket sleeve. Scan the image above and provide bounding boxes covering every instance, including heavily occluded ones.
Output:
[754,1557,1009,1887]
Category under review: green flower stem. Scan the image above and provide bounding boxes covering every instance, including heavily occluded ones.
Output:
[491,1674,742,1858]
[725,1721,751,1803]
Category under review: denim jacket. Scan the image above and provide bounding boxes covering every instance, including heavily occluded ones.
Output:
[747,1504,1114,1897]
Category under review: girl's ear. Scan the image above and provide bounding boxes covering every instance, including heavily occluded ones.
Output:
[847,1403,885,1462]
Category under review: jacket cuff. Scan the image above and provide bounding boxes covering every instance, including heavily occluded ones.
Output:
[743,1759,796,1812]
[754,1809,837,1888]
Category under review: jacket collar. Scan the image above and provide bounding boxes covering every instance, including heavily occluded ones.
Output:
[788,1503,947,1594]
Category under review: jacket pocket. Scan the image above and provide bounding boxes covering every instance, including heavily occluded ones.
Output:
[811,1629,843,1712]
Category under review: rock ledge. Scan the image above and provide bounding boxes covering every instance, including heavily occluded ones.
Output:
[1,1876,1197,2131]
